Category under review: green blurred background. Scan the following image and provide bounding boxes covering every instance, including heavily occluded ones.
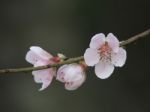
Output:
[0,0,150,112]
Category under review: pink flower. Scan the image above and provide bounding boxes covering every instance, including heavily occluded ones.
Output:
[56,64,86,90]
[84,33,127,79]
[26,46,57,91]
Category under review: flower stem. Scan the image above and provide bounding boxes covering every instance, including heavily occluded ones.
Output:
[0,29,149,74]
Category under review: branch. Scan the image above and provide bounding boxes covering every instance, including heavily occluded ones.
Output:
[120,29,150,46]
[0,56,84,74]
[0,29,149,74]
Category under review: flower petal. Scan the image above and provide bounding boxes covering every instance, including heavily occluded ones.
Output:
[26,50,40,64]
[30,46,53,61]
[32,68,56,91]
[95,61,114,79]
[111,48,127,67]
[65,72,86,91]
[56,65,68,82]
[32,60,56,91]
[64,64,83,82]
[90,33,105,49]
[84,48,100,66]
[106,33,119,53]
[57,64,86,90]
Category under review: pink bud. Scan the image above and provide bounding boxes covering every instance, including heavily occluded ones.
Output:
[57,64,86,90]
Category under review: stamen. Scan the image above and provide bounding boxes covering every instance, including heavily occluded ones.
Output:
[99,42,112,61]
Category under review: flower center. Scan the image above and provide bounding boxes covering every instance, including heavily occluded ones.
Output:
[99,42,112,61]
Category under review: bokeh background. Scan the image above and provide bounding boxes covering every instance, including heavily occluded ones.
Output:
[0,0,150,112]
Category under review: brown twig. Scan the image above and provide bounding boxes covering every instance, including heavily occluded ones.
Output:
[120,29,150,46]
[0,29,149,74]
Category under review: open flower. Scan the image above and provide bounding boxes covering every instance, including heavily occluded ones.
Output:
[84,33,127,79]
[56,64,86,90]
[26,46,57,91]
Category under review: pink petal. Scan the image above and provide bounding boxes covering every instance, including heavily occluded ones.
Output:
[57,64,83,82]
[63,64,83,82]
[106,33,119,53]
[84,48,100,66]
[33,60,48,67]
[95,61,114,79]
[56,65,68,82]
[65,72,86,91]
[90,33,105,49]
[111,48,127,67]
[32,60,56,91]
[32,68,56,91]
[26,50,40,64]
[30,46,53,61]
